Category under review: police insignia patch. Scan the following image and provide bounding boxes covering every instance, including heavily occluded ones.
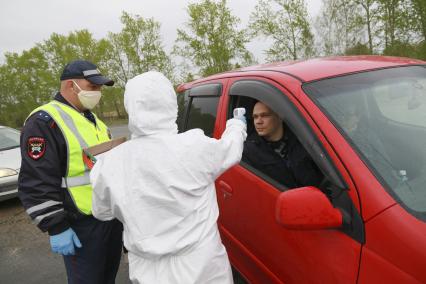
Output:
[27,137,46,160]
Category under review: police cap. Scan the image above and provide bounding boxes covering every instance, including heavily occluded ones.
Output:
[60,59,114,86]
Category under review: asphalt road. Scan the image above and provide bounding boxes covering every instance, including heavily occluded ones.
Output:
[109,124,130,140]
[0,125,131,284]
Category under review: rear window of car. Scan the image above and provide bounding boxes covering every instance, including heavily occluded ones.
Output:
[303,66,426,220]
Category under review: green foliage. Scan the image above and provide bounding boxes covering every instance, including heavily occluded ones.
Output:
[382,41,415,57]
[409,0,426,60]
[0,12,175,127]
[411,0,426,42]
[353,0,379,54]
[316,0,366,56]
[0,47,54,127]
[345,42,372,55]
[174,0,253,77]
[315,0,426,58]
[250,0,315,61]
[376,0,412,51]
[107,12,174,87]
[41,30,105,78]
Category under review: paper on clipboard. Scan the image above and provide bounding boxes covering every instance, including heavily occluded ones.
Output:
[82,136,127,169]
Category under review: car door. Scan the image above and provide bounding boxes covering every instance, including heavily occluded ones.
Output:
[215,75,364,283]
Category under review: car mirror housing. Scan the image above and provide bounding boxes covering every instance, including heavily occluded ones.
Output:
[275,186,343,230]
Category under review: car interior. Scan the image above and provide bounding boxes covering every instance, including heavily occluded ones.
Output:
[228,94,327,187]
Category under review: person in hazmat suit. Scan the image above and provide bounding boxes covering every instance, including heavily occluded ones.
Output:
[90,71,247,284]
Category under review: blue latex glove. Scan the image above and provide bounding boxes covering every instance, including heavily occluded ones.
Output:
[50,228,82,255]
[233,107,247,124]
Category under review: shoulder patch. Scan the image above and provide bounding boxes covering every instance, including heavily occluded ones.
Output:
[35,111,52,123]
[27,137,46,160]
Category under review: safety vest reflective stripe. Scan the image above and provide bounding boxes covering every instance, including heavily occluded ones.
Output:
[26,200,62,215]
[50,103,89,149]
[34,209,64,225]
[61,173,90,188]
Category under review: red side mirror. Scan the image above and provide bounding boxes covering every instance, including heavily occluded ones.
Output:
[275,186,343,230]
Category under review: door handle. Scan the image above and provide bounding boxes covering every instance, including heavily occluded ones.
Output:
[218,180,233,198]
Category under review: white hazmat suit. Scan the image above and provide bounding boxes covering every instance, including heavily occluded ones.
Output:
[90,71,247,284]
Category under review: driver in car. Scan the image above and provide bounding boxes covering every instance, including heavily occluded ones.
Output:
[242,101,323,188]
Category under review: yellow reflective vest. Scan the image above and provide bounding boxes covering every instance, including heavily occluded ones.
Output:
[29,100,110,214]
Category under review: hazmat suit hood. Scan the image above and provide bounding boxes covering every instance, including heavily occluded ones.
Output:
[124,71,178,138]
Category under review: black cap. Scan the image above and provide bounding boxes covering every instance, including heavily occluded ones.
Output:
[60,60,114,86]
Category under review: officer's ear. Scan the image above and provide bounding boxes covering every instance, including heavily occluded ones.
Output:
[60,80,72,93]
[67,80,77,93]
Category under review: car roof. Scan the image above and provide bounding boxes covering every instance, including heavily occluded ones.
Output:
[177,56,426,91]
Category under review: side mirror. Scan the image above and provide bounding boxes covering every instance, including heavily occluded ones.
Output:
[275,186,343,230]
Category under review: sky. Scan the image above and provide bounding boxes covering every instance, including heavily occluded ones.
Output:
[0,0,322,64]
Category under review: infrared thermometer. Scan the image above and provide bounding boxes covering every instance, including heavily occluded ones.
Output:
[233,107,246,118]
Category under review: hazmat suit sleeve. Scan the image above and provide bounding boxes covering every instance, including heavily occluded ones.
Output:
[207,118,247,179]
[90,156,115,221]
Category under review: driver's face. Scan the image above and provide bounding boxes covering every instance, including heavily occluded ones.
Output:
[253,102,282,140]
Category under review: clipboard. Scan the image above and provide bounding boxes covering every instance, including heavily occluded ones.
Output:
[82,136,127,169]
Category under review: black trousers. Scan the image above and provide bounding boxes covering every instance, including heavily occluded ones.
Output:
[63,217,123,284]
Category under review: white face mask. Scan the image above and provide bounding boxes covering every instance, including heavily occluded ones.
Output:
[72,80,102,110]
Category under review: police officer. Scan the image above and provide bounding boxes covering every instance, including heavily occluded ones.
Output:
[18,60,123,284]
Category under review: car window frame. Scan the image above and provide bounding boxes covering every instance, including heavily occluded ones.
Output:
[179,83,223,136]
[228,79,346,191]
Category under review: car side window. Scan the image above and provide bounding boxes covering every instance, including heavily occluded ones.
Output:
[230,94,324,191]
[179,83,222,137]
[186,96,220,137]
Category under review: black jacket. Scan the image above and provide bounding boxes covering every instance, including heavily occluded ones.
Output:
[242,129,323,189]
[18,93,100,235]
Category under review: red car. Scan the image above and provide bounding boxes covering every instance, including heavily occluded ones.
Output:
[176,56,426,283]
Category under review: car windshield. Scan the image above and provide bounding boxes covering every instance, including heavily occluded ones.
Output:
[0,127,20,151]
[303,66,426,219]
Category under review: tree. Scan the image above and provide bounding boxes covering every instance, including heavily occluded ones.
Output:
[250,0,315,61]
[315,0,365,56]
[376,0,412,55]
[0,30,111,127]
[354,0,379,54]
[174,0,253,77]
[104,12,174,119]
[107,12,174,88]
[40,30,105,78]
[411,0,426,42]
[409,0,426,59]
[0,47,53,127]
[345,42,372,54]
